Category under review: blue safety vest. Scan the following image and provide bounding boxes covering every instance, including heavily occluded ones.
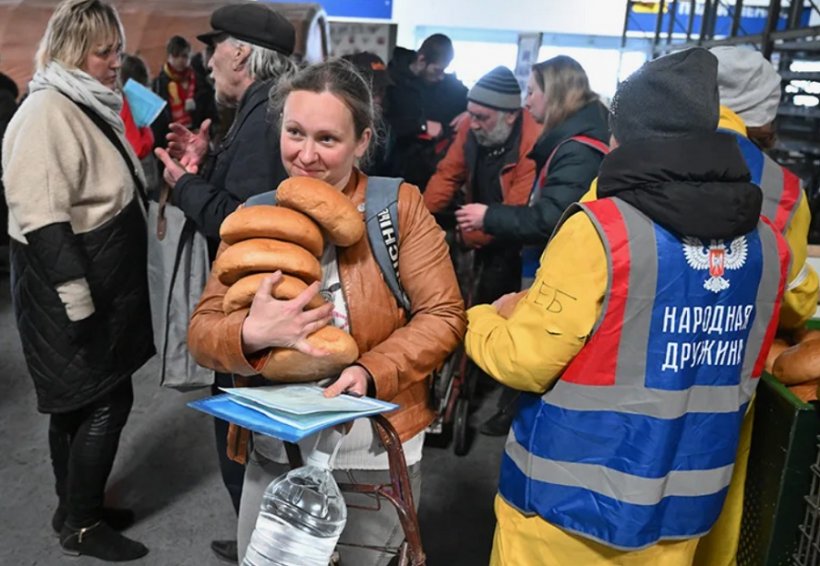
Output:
[500,198,789,550]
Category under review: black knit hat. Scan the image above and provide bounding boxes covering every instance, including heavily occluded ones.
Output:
[610,48,719,144]
[197,2,295,56]
[468,66,521,111]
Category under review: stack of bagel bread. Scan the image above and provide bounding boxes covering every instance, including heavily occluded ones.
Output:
[215,177,364,382]
[766,326,820,403]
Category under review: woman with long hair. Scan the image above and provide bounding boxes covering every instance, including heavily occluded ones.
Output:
[456,55,610,436]
[2,0,153,561]
[187,58,466,565]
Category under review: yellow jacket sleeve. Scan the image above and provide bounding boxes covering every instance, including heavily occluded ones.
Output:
[465,212,608,393]
[779,192,819,329]
[579,177,598,203]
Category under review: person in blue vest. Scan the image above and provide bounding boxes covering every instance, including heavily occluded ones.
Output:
[465,48,790,565]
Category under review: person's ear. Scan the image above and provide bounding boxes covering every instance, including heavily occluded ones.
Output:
[233,44,251,71]
[505,111,519,126]
[355,128,373,159]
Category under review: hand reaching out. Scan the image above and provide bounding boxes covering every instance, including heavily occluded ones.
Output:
[154,147,198,188]
[166,119,211,170]
[455,203,489,232]
[240,271,335,355]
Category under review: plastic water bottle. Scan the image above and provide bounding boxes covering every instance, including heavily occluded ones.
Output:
[242,463,347,566]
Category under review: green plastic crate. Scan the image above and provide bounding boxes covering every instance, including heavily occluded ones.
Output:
[738,374,820,566]
[793,437,820,566]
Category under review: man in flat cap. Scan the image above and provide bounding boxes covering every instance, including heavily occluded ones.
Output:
[152,3,296,562]
[465,48,789,565]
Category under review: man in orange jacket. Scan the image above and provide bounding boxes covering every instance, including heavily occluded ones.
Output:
[424,65,539,299]
[424,66,539,435]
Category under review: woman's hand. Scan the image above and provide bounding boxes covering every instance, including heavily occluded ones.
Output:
[455,203,488,232]
[241,271,334,355]
[167,119,211,170]
[323,365,373,398]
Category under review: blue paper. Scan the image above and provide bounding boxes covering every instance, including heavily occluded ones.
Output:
[122,79,166,127]
[188,393,398,443]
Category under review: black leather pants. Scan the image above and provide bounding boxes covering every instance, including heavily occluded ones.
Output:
[213,372,244,514]
[48,378,134,528]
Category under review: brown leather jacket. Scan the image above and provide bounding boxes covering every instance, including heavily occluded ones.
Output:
[423,110,540,248]
[188,169,466,452]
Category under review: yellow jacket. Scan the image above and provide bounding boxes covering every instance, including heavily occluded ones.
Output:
[466,212,699,565]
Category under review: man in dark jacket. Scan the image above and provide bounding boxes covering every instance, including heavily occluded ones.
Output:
[383,33,468,191]
[153,4,295,563]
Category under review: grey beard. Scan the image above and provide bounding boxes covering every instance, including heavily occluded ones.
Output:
[475,120,514,148]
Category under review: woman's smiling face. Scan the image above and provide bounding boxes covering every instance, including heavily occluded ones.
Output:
[280,89,371,190]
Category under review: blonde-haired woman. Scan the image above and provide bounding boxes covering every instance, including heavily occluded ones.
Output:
[2,0,152,560]
[456,55,610,435]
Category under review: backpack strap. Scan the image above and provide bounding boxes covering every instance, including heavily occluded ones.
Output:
[532,135,610,203]
[70,99,148,209]
[365,177,411,314]
[244,190,278,207]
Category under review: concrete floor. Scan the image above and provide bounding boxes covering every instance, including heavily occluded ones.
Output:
[0,273,506,566]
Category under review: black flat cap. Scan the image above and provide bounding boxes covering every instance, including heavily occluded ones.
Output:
[197,2,295,56]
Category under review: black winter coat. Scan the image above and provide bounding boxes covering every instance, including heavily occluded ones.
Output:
[172,79,288,251]
[382,47,468,190]
[11,199,155,413]
[484,100,610,245]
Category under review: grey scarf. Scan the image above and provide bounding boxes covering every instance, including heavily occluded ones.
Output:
[30,61,124,134]
[29,61,145,188]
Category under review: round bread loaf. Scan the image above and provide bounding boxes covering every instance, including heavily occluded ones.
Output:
[772,339,820,385]
[213,238,322,286]
[765,338,791,374]
[220,206,324,257]
[788,378,820,403]
[222,273,327,315]
[794,327,820,344]
[277,177,365,247]
[498,290,527,319]
[259,326,359,382]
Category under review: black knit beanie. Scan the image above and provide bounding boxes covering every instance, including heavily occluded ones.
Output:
[610,48,719,144]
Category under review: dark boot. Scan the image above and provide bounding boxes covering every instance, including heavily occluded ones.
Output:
[52,505,135,534]
[60,521,148,562]
[210,539,238,564]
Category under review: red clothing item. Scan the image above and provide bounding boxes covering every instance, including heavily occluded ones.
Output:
[121,98,154,159]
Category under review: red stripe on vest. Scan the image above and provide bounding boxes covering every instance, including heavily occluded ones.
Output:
[772,168,801,234]
[534,135,609,190]
[560,199,629,386]
[752,217,792,378]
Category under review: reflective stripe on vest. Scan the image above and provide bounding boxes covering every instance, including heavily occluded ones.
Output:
[731,132,802,234]
[499,198,789,550]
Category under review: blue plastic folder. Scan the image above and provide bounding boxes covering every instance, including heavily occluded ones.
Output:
[188,385,398,443]
[122,79,166,127]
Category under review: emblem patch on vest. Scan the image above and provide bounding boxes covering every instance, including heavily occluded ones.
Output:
[683,236,748,293]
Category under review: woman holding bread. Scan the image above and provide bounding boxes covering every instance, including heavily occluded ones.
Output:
[188,58,466,565]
